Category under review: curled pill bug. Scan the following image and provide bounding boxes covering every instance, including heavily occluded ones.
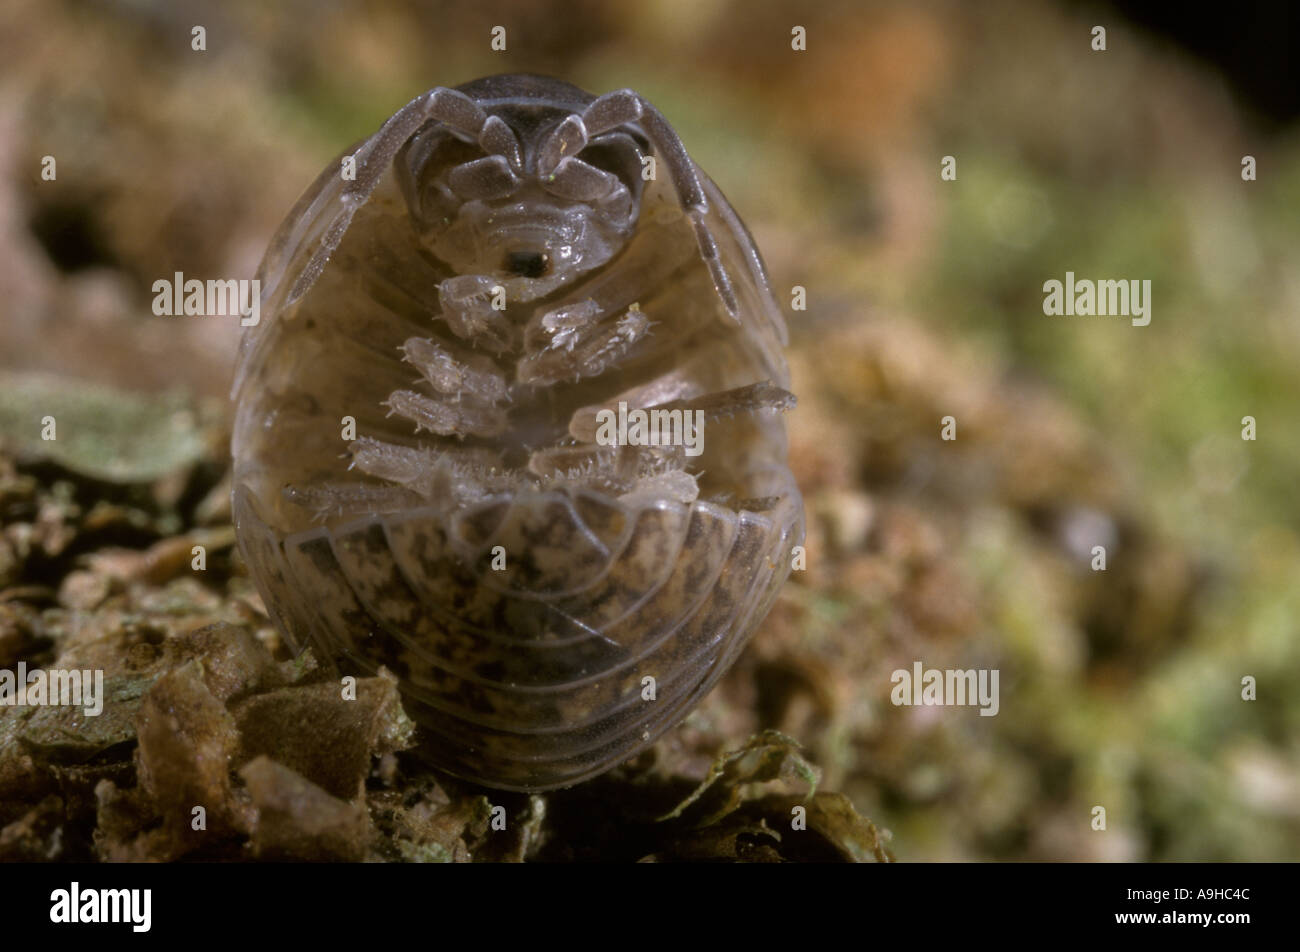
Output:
[231,73,804,791]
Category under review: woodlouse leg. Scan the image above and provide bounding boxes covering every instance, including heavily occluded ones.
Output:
[521,252,677,355]
[567,379,794,443]
[289,87,493,305]
[535,114,591,176]
[588,90,742,321]
[383,388,508,438]
[537,380,794,495]
[477,115,523,169]
[347,436,512,501]
[533,89,740,321]
[446,155,521,201]
[618,468,700,506]
[582,89,646,137]
[346,437,445,497]
[526,443,691,499]
[533,114,632,218]
[527,443,617,480]
[437,275,518,353]
[516,215,700,384]
[517,303,652,385]
[282,480,425,522]
[401,337,509,405]
[542,157,624,204]
[535,299,606,352]
[653,381,797,422]
[566,370,705,442]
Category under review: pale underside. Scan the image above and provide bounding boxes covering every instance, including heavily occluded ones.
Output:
[231,104,803,789]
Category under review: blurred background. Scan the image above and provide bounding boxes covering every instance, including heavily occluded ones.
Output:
[0,0,1297,860]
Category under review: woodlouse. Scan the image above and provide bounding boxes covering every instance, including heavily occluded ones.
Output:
[231,74,803,790]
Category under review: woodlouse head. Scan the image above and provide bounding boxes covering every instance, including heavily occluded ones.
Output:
[396,75,647,295]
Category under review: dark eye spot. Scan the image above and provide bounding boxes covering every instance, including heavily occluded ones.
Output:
[505,250,549,277]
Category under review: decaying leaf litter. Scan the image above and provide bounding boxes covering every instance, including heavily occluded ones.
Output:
[0,373,886,861]
[3,0,1297,863]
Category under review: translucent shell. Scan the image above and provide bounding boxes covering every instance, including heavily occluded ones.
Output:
[231,74,803,790]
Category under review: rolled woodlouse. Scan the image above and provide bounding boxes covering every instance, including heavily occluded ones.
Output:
[231,74,803,791]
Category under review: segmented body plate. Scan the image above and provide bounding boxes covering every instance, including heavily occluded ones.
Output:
[232,74,803,790]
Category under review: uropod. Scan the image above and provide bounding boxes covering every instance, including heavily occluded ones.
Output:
[231,74,803,791]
